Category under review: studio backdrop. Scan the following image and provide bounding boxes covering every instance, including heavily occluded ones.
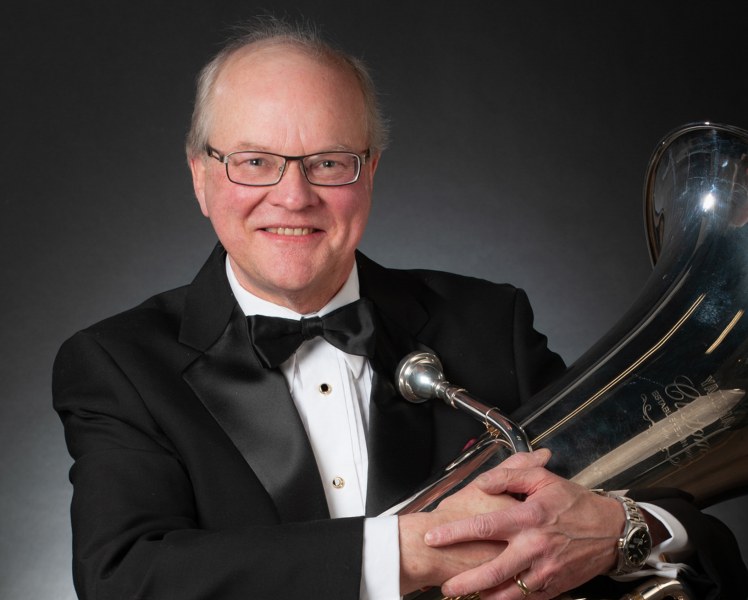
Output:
[2,2,747,598]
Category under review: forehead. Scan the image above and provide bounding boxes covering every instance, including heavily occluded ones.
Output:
[208,45,368,150]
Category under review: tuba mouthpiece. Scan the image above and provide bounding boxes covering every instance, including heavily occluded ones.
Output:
[396,351,445,403]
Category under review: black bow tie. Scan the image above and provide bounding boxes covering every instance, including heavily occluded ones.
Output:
[247,298,377,368]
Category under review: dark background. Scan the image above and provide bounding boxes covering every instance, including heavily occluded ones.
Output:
[2,2,747,598]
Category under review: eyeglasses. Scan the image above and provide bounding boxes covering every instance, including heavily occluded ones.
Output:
[206,145,371,187]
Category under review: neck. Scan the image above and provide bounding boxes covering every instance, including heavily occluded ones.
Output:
[227,256,359,317]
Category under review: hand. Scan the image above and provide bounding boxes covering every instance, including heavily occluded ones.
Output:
[399,453,545,594]
[424,449,625,599]
[399,510,505,595]
[434,450,547,517]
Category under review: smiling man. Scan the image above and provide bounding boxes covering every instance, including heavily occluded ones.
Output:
[53,18,747,600]
[189,42,376,314]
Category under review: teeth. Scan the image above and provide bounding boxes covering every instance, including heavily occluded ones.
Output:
[266,227,313,236]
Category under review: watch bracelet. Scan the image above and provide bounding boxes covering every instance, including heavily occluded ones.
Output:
[590,489,652,576]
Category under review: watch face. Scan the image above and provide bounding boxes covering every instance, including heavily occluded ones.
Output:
[625,528,652,566]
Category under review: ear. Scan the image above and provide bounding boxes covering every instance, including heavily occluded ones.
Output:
[368,151,381,178]
[189,156,210,217]
[362,151,381,191]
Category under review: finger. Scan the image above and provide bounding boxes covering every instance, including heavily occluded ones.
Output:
[440,550,532,598]
[474,461,552,496]
[474,572,544,600]
[425,503,529,546]
[493,448,551,471]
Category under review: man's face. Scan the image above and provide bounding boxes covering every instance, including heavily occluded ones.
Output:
[190,46,379,313]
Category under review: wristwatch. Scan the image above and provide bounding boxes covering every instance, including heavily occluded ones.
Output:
[605,493,653,576]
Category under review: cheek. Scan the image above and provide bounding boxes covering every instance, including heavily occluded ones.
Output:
[354,189,373,225]
[340,197,371,242]
[204,181,262,223]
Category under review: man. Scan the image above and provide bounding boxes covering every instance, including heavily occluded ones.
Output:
[53,19,747,600]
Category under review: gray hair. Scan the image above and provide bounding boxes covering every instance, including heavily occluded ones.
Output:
[185,17,389,159]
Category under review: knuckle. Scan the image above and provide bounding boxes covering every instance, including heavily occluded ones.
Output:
[481,560,508,587]
[524,500,549,525]
[534,561,556,583]
[471,513,496,538]
[533,561,564,594]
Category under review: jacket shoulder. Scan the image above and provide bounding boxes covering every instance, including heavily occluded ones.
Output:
[357,251,520,311]
[401,267,518,299]
[381,265,525,323]
[58,284,190,357]
[93,284,187,333]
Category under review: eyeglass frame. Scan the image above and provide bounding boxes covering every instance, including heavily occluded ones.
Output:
[205,144,372,187]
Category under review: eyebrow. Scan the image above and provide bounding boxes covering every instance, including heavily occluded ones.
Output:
[231,142,358,154]
[232,141,271,152]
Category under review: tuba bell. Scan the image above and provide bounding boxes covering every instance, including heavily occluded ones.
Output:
[385,123,748,599]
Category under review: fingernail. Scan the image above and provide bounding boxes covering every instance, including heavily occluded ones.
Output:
[424,531,437,545]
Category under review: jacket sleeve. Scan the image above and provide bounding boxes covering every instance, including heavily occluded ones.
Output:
[53,331,364,600]
[511,287,567,400]
[628,488,748,599]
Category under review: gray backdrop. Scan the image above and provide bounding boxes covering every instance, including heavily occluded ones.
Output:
[3,2,747,598]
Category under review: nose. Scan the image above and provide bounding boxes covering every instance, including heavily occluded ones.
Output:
[269,159,318,210]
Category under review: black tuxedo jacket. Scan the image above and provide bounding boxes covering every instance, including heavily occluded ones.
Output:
[53,245,746,599]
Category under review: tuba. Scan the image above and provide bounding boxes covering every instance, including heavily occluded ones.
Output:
[386,123,748,599]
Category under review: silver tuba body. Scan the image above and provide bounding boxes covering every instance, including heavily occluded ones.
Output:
[388,123,748,599]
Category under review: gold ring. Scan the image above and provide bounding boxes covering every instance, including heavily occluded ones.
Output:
[514,574,530,597]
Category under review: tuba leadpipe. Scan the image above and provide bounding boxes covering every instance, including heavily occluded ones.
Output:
[388,123,748,599]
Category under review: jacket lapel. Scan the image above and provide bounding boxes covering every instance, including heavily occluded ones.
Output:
[179,244,329,522]
[357,253,436,515]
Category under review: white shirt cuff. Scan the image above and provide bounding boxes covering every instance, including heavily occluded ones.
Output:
[360,516,401,600]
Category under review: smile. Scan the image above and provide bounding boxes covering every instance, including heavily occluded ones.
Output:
[264,227,317,236]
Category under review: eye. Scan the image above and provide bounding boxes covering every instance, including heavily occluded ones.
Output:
[308,157,340,170]
[230,152,281,172]
[239,156,267,168]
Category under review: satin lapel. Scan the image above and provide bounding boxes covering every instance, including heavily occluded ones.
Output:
[357,254,436,515]
[365,343,435,515]
[180,246,329,523]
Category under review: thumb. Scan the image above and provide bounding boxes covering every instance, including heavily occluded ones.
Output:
[499,447,551,469]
